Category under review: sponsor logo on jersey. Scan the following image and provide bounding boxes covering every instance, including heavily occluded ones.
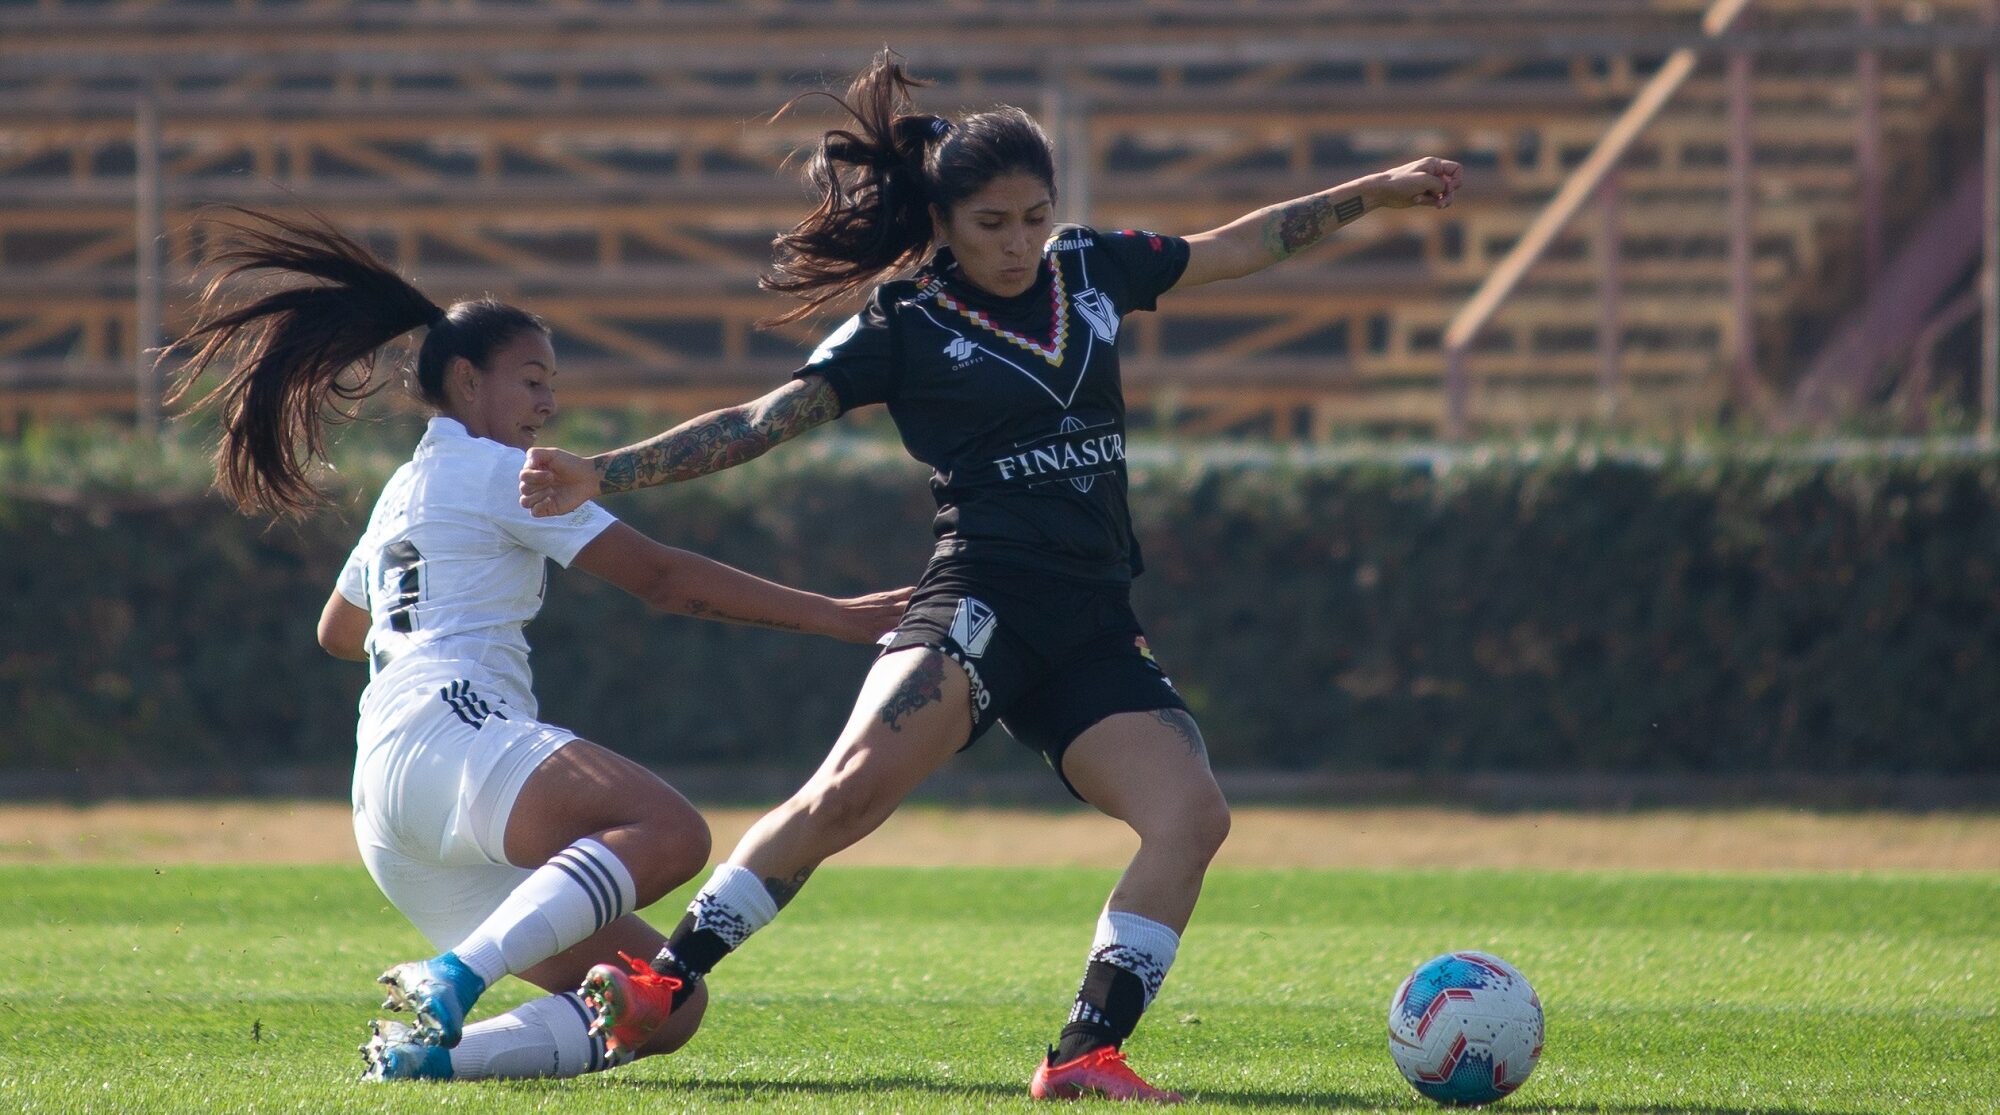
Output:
[944,336,977,363]
[949,596,998,658]
[991,422,1125,486]
[1073,288,1119,344]
[1048,232,1096,252]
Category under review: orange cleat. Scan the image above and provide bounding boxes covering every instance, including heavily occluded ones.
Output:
[1030,1046,1184,1104]
[578,951,683,1058]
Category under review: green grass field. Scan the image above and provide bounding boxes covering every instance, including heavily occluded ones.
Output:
[1,864,1994,1113]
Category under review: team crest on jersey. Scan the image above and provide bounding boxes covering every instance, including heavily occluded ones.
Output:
[949,597,998,658]
[1073,288,1119,344]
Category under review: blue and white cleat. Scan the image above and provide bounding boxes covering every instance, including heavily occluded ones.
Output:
[359,1019,453,1082]
[376,952,485,1048]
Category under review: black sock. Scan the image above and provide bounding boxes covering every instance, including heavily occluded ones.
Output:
[1052,961,1148,1063]
[651,912,734,1010]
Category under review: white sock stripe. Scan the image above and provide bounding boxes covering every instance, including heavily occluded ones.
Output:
[557,846,626,923]
[576,839,638,919]
[554,993,607,1072]
[548,855,608,929]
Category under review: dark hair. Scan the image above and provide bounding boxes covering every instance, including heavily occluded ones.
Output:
[760,50,1057,325]
[166,206,544,517]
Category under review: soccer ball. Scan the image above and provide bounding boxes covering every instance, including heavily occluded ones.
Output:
[1387,950,1543,1106]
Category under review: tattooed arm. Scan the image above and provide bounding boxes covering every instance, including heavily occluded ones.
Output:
[520,374,841,517]
[1176,157,1463,290]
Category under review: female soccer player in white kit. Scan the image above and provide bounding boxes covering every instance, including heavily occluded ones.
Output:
[168,208,908,1083]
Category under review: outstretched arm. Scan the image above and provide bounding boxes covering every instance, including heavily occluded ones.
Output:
[521,374,841,517]
[1176,157,1463,289]
[571,522,910,644]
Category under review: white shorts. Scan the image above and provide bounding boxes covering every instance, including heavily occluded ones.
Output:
[351,674,577,949]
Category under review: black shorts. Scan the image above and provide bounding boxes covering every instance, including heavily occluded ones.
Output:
[879,559,1189,798]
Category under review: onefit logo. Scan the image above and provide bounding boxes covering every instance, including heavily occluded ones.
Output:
[943,336,978,364]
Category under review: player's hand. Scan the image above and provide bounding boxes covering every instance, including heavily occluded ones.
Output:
[829,586,915,644]
[520,446,600,517]
[1369,157,1462,211]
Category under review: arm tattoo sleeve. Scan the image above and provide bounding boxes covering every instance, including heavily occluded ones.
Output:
[596,376,841,493]
[1260,192,1367,261]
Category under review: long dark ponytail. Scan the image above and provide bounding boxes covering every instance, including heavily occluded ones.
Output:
[167,207,543,517]
[760,50,1057,325]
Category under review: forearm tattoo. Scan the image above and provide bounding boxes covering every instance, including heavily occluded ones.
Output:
[683,598,804,633]
[1153,708,1209,763]
[763,866,815,910]
[1262,192,1367,261]
[879,653,946,733]
[596,377,840,493]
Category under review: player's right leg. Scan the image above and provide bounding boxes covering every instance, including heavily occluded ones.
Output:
[361,708,708,1049]
[634,647,972,1000]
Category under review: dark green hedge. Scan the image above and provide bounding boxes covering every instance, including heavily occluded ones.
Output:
[7,448,1997,777]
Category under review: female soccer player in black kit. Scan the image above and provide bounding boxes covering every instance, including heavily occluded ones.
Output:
[521,52,1460,1102]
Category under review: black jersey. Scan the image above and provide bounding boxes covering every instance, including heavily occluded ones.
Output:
[794,224,1190,584]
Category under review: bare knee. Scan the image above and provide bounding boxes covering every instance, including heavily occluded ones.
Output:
[633,978,708,1059]
[1139,789,1231,864]
[621,804,711,903]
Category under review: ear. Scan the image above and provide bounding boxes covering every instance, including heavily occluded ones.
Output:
[448,354,480,401]
[930,203,951,243]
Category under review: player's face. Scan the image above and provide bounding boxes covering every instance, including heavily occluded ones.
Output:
[459,329,559,450]
[937,172,1055,298]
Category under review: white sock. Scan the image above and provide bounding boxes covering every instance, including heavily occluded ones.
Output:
[686,862,779,949]
[453,838,638,987]
[1091,910,1181,1007]
[448,991,611,1079]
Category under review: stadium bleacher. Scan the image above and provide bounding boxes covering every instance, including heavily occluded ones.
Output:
[0,0,1989,433]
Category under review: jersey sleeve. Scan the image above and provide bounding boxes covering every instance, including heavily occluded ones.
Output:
[336,540,369,608]
[487,453,618,567]
[1096,228,1192,312]
[791,289,899,412]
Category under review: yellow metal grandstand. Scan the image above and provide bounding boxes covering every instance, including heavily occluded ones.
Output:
[0,0,1990,434]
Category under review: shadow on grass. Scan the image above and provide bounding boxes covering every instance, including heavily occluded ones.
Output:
[1194,1086,1853,1115]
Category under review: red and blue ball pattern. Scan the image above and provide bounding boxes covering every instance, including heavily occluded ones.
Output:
[1387,951,1544,1106]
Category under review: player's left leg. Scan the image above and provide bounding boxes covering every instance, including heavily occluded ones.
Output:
[1030,708,1230,1103]
[376,733,709,1048]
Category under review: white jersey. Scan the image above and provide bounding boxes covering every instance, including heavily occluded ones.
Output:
[337,416,616,720]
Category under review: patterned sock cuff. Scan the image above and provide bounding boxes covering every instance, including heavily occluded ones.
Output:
[1091,910,1181,1007]
[688,862,779,949]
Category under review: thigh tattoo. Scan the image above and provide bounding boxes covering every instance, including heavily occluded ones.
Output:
[879,653,947,733]
[1153,708,1208,762]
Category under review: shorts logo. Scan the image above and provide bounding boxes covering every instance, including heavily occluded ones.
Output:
[440,680,509,730]
[949,597,998,658]
[1135,636,1178,693]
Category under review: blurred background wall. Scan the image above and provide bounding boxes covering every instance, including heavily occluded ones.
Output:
[3,0,1997,802]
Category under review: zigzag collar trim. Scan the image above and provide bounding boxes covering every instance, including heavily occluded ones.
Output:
[923,261,1068,368]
